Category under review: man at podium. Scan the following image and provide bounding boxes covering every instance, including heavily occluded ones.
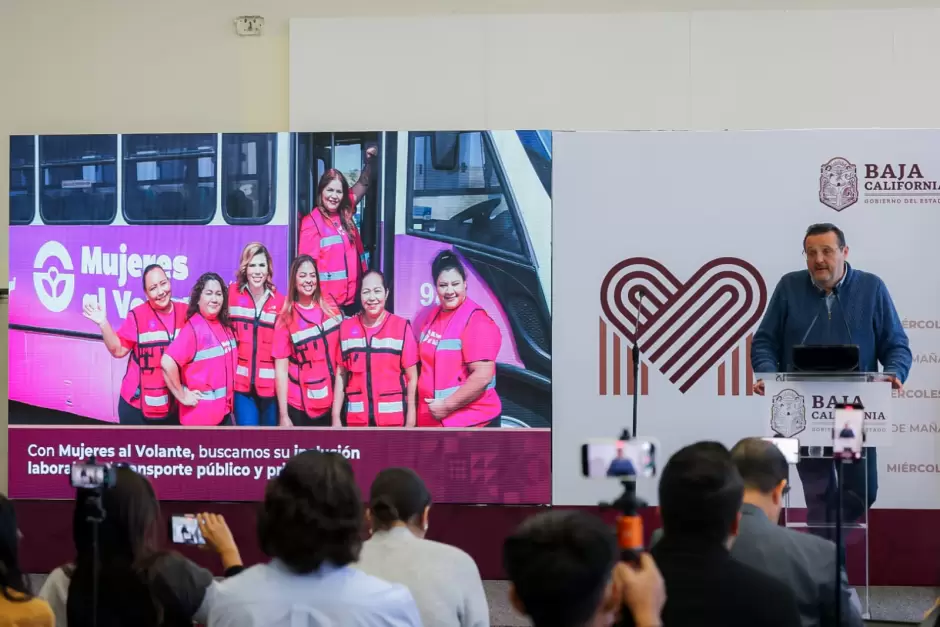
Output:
[751,223,911,531]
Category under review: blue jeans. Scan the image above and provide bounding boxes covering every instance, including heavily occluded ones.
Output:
[234,392,278,427]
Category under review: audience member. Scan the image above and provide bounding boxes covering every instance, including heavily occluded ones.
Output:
[66,466,241,627]
[504,510,665,627]
[356,468,489,627]
[730,438,863,627]
[645,441,802,627]
[207,451,421,627]
[0,494,55,627]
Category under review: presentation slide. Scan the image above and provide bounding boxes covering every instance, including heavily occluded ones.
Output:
[8,130,552,503]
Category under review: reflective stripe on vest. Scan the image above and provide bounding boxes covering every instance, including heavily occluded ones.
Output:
[288,310,341,418]
[179,315,235,426]
[421,298,501,427]
[130,302,185,419]
[229,284,283,397]
[306,210,359,306]
[340,314,409,427]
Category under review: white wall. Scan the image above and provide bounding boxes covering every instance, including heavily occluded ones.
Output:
[4,0,940,492]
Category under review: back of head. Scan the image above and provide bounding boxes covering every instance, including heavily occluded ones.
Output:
[259,451,364,573]
[68,467,162,627]
[503,510,617,627]
[0,494,30,600]
[369,468,431,530]
[659,441,744,545]
[730,438,789,495]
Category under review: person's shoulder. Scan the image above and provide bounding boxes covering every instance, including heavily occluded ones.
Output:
[729,556,796,598]
[349,570,419,619]
[418,537,480,571]
[847,266,887,290]
[0,594,55,625]
[777,270,810,289]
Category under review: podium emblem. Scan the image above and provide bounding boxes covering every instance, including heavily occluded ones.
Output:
[771,388,807,437]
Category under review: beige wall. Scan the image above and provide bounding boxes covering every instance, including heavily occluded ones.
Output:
[4,0,940,492]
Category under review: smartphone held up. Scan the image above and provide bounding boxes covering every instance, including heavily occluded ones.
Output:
[581,438,658,480]
[170,514,206,545]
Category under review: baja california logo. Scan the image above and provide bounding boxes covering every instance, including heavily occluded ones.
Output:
[33,241,75,313]
[819,157,859,212]
[770,388,807,437]
[598,258,767,395]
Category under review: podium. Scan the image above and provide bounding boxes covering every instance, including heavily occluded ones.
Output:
[759,371,895,621]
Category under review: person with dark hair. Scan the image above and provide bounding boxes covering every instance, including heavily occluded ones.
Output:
[66,467,243,627]
[272,255,343,427]
[503,510,665,627]
[229,242,285,427]
[298,147,377,317]
[82,263,187,425]
[416,249,503,428]
[0,494,55,626]
[729,438,863,627]
[161,272,238,426]
[208,451,421,626]
[355,468,488,626]
[644,441,800,627]
[752,223,911,533]
[334,271,419,428]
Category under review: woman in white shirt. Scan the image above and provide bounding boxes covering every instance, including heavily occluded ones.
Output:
[356,468,490,627]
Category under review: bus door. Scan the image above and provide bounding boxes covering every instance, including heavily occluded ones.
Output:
[291,132,382,268]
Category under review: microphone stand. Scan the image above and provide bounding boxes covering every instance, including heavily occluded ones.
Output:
[632,289,645,437]
[835,457,845,627]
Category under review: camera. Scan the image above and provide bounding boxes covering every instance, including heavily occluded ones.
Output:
[70,459,117,490]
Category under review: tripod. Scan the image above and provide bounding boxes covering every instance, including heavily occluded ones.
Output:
[85,491,106,627]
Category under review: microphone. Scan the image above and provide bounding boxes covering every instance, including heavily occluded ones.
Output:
[631,288,644,438]
[800,310,821,345]
[834,291,854,346]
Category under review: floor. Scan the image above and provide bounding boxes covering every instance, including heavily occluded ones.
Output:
[27,575,936,625]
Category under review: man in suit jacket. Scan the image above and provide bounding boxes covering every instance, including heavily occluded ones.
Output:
[729,438,864,627]
[639,441,801,627]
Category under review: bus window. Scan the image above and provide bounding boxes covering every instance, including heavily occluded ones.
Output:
[516,130,552,197]
[9,135,35,225]
[222,133,277,225]
[39,135,118,225]
[123,134,217,224]
[407,131,526,259]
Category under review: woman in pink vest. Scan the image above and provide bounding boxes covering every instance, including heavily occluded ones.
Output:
[272,255,343,427]
[161,272,238,426]
[416,251,503,428]
[228,242,285,427]
[82,264,187,426]
[297,146,377,316]
[333,270,419,428]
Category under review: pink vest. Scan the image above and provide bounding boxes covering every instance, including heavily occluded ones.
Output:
[418,299,500,427]
[339,313,410,427]
[179,314,237,426]
[287,308,343,418]
[301,209,366,307]
[124,301,187,418]
[228,283,284,397]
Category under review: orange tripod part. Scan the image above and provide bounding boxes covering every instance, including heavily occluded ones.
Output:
[616,514,644,552]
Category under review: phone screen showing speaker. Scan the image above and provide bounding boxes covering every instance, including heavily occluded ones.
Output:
[580,439,657,479]
[170,514,205,545]
[762,437,799,464]
[70,463,106,490]
[833,408,864,461]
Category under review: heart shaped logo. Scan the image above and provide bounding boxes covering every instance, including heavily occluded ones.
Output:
[600,257,767,393]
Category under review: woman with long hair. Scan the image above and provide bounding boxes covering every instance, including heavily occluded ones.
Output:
[161,273,238,426]
[65,467,243,627]
[272,255,343,427]
[333,270,418,428]
[297,146,377,316]
[355,468,488,627]
[0,494,54,626]
[229,243,285,427]
[416,250,503,428]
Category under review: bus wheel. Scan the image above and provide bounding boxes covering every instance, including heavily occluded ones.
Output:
[498,395,550,429]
